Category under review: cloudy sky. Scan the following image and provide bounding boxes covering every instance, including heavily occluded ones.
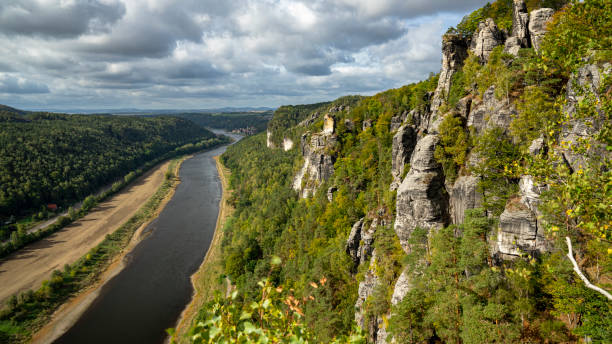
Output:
[0,0,488,112]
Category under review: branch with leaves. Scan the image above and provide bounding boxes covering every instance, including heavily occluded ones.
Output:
[565,237,612,301]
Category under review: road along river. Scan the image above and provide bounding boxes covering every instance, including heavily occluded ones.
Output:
[53,131,241,344]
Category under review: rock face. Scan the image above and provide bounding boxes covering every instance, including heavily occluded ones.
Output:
[470,18,505,63]
[512,1,530,43]
[560,64,611,172]
[528,8,554,51]
[496,175,548,258]
[323,113,335,135]
[394,135,449,252]
[363,119,373,131]
[431,34,470,113]
[355,255,379,332]
[390,110,409,132]
[410,105,432,133]
[298,111,320,127]
[327,186,337,202]
[344,118,355,131]
[354,251,391,344]
[391,269,411,306]
[346,217,380,268]
[266,130,274,148]
[390,124,417,191]
[283,138,294,151]
[292,132,337,198]
[528,137,546,156]
[346,218,364,267]
[504,0,530,55]
[448,175,482,225]
[467,85,515,134]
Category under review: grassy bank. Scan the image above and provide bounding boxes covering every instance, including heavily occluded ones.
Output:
[0,157,186,344]
[172,156,234,344]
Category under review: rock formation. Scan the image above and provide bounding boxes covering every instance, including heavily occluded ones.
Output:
[528,8,554,51]
[559,63,611,172]
[390,110,409,132]
[323,113,335,135]
[344,118,355,131]
[390,124,417,191]
[394,135,449,252]
[448,175,482,225]
[391,269,411,306]
[346,218,364,267]
[467,85,516,133]
[354,254,379,332]
[327,186,337,202]
[346,218,381,269]
[266,130,274,148]
[292,132,337,198]
[431,34,470,113]
[504,0,530,55]
[283,137,294,151]
[470,18,505,64]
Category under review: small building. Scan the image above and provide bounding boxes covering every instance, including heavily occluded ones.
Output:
[47,204,58,211]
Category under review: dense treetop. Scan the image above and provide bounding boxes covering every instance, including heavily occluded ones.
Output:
[0,108,218,219]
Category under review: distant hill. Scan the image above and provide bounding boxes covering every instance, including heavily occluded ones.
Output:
[0,104,27,115]
[0,104,29,120]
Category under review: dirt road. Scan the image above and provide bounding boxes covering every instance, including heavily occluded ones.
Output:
[0,161,170,306]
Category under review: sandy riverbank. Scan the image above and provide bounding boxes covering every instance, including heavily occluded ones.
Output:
[28,157,188,344]
[172,155,234,343]
[0,160,173,306]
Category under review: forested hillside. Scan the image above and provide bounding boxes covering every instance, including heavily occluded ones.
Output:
[0,110,220,220]
[160,111,272,133]
[187,0,611,343]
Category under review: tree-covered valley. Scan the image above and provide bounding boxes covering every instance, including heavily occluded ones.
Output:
[0,107,228,243]
[185,0,611,343]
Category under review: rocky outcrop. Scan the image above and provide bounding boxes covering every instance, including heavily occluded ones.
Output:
[529,137,546,156]
[559,63,611,172]
[344,118,355,131]
[394,135,449,253]
[283,138,294,151]
[410,104,432,133]
[448,175,482,225]
[298,111,320,127]
[327,186,337,202]
[363,119,373,131]
[355,254,379,331]
[266,130,274,148]
[495,175,548,258]
[528,8,554,51]
[354,253,389,344]
[323,113,335,135]
[456,95,473,120]
[390,110,409,132]
[390,124,417,191]
[391,269,411,306]
[346,218,364,267]
[292,132,337,198]
[431,34,470,113]
[346,217,381,269]
[504,0,530,55]
[467,85,515,133]
[470,18,505,63]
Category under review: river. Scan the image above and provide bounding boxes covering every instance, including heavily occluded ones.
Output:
[54,130,242,344]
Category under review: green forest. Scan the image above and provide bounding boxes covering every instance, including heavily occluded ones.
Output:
[186,0,611,343]
[156,111,272,133]
[0,108,224,233]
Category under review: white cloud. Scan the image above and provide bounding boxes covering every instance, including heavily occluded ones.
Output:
[0,0,488,110]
